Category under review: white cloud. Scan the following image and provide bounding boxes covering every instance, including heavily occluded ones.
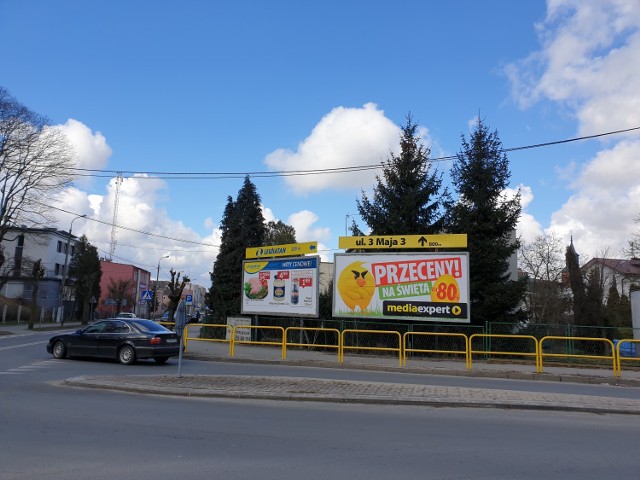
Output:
[504,185,543,244]
[264,103,401,194]
[58,174,219,285]
[508,0,640,130]
[506,0,640,259]
[548,143,640,257]
[261,205,276,223]
[287,210,331,243]
[56,119,112,187]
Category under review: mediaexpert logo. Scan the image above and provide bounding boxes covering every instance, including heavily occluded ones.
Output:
[383,300,467,319]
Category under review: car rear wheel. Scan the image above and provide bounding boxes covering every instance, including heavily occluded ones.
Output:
[154,356,169,364]
[52,341,67,359]
[118,345,136,365]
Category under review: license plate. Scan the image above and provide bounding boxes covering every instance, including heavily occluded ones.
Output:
[166,339,177,343]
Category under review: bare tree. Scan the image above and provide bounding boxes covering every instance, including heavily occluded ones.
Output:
[166,268,190,322]
[106,278,132,317]
[0,87,75,244]
[518,232,571,325]
[625,214,640,259]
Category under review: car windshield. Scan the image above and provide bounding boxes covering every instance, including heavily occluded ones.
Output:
[129,319,172,333]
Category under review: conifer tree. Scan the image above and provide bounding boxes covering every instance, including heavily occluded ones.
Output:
[604,279,631,330]
[565,246,610,347]
[448,118,525,325]
[356,115,449,235]
[207,176,266,323]
[67,235,102,323]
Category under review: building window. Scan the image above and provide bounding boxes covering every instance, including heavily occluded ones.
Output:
[57,241,63,253]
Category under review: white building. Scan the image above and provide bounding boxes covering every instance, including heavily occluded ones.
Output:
[581,258,640,299]
[0,226,80,313]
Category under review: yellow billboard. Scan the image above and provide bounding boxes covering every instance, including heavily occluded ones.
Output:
[245,241,318,259]
[339,234,467,250]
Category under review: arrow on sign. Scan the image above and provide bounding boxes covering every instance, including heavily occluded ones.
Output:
[418,236,428,247]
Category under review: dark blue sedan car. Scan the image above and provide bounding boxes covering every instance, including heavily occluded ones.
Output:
[47,318,180,365]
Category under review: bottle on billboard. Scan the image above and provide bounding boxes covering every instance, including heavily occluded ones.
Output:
[291,280,299,305]
[273,276,286,301]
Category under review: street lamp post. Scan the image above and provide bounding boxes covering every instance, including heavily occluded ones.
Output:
[345,213,362,235]
[59,214,87,324]
[154,255,170,318]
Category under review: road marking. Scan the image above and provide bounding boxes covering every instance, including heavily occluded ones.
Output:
[0,340,47,351]
[0,359,67,375]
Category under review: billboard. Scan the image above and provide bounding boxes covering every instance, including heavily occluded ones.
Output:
[245,241,318,259]
[241,256,319,318]
[333,252,470,323]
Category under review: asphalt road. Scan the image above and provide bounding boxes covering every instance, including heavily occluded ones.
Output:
[3,327,640,400]
[2,329,640,479]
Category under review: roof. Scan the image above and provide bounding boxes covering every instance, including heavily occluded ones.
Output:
[581,258,640,276]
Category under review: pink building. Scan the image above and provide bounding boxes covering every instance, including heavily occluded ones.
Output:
[98,260,151,318]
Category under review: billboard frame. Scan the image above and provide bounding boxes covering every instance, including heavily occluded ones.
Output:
[332,252,470,323]
[241,255,320,318]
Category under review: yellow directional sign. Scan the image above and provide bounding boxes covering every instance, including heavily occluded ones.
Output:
[338,234,467,250]
[246,241,318,259]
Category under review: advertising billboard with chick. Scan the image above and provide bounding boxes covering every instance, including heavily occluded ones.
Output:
[333,253,470,323]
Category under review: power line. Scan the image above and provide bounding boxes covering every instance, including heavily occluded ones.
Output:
[36,201,221,248]
[35,125,640,250]
[57,125,640,180]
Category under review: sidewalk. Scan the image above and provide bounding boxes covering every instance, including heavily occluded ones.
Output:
[183,336,640,387]
[63,374,640,415]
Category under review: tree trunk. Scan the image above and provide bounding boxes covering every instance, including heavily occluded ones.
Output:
[28,283,39,330]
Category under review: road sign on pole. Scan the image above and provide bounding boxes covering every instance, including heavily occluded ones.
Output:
[141,290,153,301]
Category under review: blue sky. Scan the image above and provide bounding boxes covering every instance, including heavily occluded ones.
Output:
[2,0,639,285]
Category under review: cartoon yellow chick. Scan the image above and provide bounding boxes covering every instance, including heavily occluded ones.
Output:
[337,261,375,312]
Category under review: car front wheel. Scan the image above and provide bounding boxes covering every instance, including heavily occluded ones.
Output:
[52,341,67,359]
[118,345,136,365]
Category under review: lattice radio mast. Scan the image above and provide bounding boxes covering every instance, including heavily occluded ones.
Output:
[109,172,123,260]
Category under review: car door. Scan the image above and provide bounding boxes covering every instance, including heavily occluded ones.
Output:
[68,322,106,357]
[96,320,129,358]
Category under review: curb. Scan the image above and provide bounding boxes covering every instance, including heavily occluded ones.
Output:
[62,374,640,415]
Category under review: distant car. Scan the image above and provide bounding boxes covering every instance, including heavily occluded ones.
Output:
[46,319,180,365]
[116,312,137,318]
[159,311,198,324]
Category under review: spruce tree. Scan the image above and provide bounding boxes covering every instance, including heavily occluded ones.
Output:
[356,114,449,235]
[448,118,525,325]
[207,176,266,323]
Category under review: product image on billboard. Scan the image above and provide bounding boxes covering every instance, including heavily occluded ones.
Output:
[333,253,470,323]
[241,256,319,318]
